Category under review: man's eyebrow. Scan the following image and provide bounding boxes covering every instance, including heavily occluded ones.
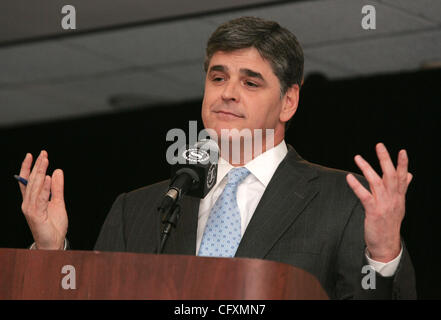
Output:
[208,65,265,82]
[208,65,228,73]
[240,68,265,81]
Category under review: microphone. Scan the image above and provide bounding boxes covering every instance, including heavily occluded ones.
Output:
[158,139,219,213]
[157,139,218,253]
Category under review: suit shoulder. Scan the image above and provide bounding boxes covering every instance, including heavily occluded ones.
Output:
[123,179,170,204]
[295,160,369,220]
[300,159,369,191]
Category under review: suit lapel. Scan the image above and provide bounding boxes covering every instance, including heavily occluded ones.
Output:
[235,147,319,259]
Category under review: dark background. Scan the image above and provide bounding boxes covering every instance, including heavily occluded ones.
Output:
[1,68,440,298]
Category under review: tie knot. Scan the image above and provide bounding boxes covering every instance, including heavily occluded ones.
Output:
[227,167,250,186]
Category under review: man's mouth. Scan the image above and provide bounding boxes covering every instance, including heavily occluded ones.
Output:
[213,110,244,119]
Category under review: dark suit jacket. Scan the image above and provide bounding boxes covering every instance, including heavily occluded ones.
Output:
[94,146,416,299]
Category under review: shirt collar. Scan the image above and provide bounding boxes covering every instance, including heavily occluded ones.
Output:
[215,140,288,188]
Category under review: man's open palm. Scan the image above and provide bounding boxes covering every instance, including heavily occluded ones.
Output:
[18,151,68,250]
[346,143,412,262]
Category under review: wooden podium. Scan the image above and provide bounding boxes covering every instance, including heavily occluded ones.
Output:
[0,248,328,299]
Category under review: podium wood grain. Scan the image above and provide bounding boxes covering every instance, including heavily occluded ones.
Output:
[0,248,328,299]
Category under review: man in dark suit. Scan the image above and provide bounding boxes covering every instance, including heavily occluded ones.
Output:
[17,17,416,299]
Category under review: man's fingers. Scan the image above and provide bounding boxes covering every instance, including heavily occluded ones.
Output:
[346,174,375,211]
[397,149,409,194]
[51,169,64,203]
[28,156,49,210]
[400,172,413,194]
[18,153,33,197]
[23,151,45,204]
[354,154,386,200]
[376,143,398,193]
[36,175,51,217]
[28,151,46,184]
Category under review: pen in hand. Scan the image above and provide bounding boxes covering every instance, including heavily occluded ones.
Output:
[14,174,52,200]
[14,174,28,186]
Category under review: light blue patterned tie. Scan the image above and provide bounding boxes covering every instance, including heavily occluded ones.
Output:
[198,167,250,257]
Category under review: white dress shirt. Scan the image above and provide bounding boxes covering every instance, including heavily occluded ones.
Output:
[196,140,402,277]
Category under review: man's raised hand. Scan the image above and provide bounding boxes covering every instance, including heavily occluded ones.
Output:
[346,143,412,263]
[19,151,68,250]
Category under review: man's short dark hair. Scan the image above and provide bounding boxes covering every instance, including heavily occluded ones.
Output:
[204,16,304,98]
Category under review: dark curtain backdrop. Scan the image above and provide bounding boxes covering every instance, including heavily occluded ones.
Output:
[1,68,440,298]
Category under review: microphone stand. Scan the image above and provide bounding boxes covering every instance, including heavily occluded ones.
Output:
[158,202,182,254]
[156,170,199,254]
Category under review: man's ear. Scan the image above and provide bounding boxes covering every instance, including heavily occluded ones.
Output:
[280,84,300,123]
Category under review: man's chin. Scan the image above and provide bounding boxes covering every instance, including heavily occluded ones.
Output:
[205,125,251,136]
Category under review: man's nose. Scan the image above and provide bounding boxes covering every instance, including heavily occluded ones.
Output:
[221,80,240,102]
